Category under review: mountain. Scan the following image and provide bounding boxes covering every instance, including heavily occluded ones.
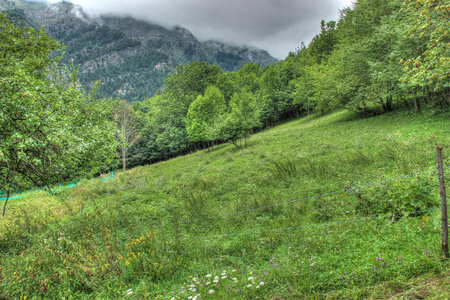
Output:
[0,0,278,101]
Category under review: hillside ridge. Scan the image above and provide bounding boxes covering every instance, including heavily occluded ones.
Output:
[0,0,278,101]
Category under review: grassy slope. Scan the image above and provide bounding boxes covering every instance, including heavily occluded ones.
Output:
[1,108,450,299]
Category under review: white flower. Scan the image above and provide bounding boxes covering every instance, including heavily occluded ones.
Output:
[206,274,212,278]
[205,282,211,286]
[221,276,227,279]
[232,277,238,281]
[214,276,219,280]
[209,289,215,294]
[248,277,254,281]
[127,289,133,295]
[213,279,219,283]
[256,285,260,289]
[259,281,265,286]
[247,284,252,288]
[188,297,192,300]
[232,269,237,272]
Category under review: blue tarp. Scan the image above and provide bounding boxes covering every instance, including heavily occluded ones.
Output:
[0,172,114,200]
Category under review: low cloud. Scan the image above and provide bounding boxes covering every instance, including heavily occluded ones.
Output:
[51,0,354,59]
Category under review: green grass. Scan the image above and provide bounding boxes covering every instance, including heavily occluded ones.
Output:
[1,108,450,299]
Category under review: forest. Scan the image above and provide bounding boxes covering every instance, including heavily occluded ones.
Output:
[119,0,450,169]
[1,0,449,182]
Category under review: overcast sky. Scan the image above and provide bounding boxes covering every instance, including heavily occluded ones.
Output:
[48,0,354,59]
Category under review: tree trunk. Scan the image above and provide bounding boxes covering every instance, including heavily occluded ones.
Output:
[412,88,420,113]
[446,87,450,106]
[122,147,126,170]
[2,190,10,217]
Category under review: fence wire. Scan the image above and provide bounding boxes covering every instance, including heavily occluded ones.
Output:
[155,166,445,228]
[181,208,442,240]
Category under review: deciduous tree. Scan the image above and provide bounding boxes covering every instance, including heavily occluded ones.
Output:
[0,13,117,216]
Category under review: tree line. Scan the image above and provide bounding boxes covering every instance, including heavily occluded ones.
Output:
[1,0,449,207]
[120,0,450,168]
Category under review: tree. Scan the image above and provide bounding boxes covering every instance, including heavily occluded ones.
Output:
[224,92,260,148]
[113,100,140,170]
[401,0,450,103]
[0,13,117,216]
[186,86,226,147]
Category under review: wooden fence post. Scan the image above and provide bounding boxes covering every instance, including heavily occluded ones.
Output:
[436,146,449,258]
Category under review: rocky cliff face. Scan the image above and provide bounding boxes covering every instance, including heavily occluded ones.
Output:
[1,0,278,101]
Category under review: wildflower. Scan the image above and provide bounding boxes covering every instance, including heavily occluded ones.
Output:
[232,269,237,272]
[259,281,265,286]
[247,284,252,288]
[256,285,260,289]
[209,289,215,294]
[205,282,211,286]
[127,289,133,295]
[206,274,212,278]
[248,277,254,281]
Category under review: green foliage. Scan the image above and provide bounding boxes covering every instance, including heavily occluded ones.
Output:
[186,86,226,143]
[401,0,450,93]
[352,176,438,217]
[0,13,117,213]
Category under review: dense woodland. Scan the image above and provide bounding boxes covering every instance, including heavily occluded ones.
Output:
[119,0,450,169]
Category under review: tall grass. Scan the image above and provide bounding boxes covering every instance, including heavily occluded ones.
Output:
[1,108,450,299]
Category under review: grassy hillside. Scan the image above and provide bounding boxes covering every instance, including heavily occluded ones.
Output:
[1,108,450,299]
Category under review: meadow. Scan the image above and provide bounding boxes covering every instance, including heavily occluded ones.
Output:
[1,107,450,299]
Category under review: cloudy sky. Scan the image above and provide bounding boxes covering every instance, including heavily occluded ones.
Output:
[48,0,354,59]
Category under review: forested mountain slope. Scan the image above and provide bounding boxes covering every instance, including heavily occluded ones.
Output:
[0,0,277,101]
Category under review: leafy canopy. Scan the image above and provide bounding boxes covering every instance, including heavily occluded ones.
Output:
[0,13,117,204]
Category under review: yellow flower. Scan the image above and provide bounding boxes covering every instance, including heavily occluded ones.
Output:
[125,261,130,266]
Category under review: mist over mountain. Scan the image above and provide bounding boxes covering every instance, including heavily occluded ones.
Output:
[0,0,278,101]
